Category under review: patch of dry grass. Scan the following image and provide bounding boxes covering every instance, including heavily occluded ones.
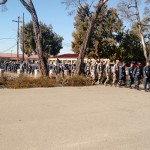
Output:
[0,76,57,89]
[63,75,91,86]
[0,75,92,89]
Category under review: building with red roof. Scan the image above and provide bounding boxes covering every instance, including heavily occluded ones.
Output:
[0,53,38,61]
[0,53,84,64]
[49,53,79,64]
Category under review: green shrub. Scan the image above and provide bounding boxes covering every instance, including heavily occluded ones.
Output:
[63,75,91,86]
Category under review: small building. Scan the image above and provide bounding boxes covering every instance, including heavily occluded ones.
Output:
[0,53,90,64]
[49,54,79,64]
[0,53,39,62]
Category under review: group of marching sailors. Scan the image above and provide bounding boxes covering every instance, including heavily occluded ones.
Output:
[85,59,150,92]
[0,59,150,91]
[0,61,38,74]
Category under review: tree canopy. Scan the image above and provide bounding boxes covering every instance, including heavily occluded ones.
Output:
[72,4,123,60]
[117,0,150,60]
[20,21,63,56]
[71,2,146,62]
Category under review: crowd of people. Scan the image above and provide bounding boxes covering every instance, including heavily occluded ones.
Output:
[86,59,150,92]
[0,59,150,92]
[0,60,75,75]
[0,61,38,74]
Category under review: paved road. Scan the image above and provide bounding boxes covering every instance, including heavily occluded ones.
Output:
[0,86,150,150]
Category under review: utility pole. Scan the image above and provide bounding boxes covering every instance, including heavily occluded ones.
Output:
[11,50,12,59]
[22,13,25,61]
[12,16,22,62]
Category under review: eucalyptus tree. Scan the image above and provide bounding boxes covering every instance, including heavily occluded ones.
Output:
[63,0,108,74]
[117,0,150,61]
[72,4,123,60]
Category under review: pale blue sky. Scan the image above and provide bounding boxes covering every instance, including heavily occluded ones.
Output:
[0,0,145,54]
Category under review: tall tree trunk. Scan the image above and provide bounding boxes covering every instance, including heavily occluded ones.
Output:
[75,0,108,75]
[139,32,148,60]
[148,48,150,60]
[20,0,48,76]
[134,0,148,61]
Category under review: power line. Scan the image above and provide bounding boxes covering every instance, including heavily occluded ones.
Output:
[0,43,17,53]
[0,38,16,41]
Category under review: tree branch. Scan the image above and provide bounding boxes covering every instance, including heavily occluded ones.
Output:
[19,0,33,14]
[0,0,7,5]
[128,5,136,9]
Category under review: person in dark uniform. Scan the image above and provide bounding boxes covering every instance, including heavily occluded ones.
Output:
[71,63,76,76]
[143,60,150,92]
[84,61,91,77]
[0,63,2,69]
[118,61,126,87]
[128,62,135,88]
[68,62,72,76]
[13,62,18,73]
[28,63,32,74]
[54,63,61,75]
[4,62,8,72]
[31,63,36,74]
[133,62,143,90]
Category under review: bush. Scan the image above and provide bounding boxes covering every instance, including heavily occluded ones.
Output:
[0,78,4,85]
[5,76,58,89]
[0,75,92,89]
[63,75,91,86]
[0,76,8,88]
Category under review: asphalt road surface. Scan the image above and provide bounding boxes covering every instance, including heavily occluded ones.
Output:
[0,86,150,150]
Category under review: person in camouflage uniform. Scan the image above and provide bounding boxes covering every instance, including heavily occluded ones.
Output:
[84,61,91,77]
[112,60,120,86]
[104,60,111,86]
[90,60,97,84]
[97,60,104,84]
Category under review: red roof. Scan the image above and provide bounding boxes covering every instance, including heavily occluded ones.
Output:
[0,53,78,59]
[51,54,78,59]
[0,53,38,59]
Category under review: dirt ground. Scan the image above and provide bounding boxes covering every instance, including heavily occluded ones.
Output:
[0,86,150,150]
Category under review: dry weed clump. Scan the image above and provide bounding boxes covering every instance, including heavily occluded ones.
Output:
[0,78,5,87]
[0,76,9,88]
[63,75,91,86]
[5,76,57,89]
[0,75,92,89]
